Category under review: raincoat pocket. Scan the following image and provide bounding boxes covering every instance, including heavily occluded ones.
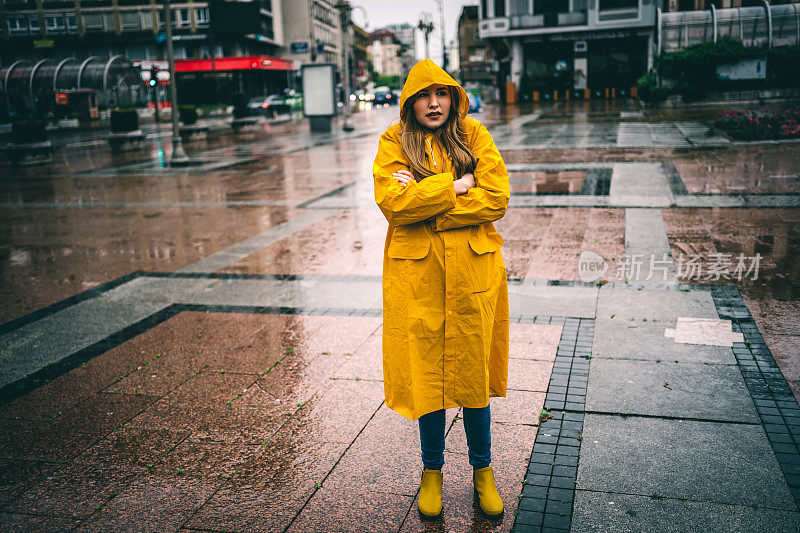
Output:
[387,236,431,259]
[467,230,501,293]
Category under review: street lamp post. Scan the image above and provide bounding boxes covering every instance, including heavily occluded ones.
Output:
[437,0,447,71]
[418,13,434,60]
[336,1,354,132]
[163,0,189,166]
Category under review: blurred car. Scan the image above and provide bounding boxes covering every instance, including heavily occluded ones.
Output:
[247,95,292,117]
[373,88,396,106]
[356,90,374,102]
[468,92,482,113]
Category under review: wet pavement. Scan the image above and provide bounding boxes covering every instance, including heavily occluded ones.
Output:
[1,99,800,531]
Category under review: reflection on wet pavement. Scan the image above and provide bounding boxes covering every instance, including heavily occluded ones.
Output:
[495,208,625,281]
[672,145,800,194]
[0,205,296,324]
[218,208,386,277]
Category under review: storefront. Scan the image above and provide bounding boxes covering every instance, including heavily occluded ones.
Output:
[172,55,294,106]
[521,28,651,98]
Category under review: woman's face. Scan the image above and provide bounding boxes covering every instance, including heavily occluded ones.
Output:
[413,83,451,130]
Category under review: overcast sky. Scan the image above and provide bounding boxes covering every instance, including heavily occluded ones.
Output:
[353,0,477,66]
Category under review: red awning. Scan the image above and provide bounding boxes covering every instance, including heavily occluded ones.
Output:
[175,56,293,73]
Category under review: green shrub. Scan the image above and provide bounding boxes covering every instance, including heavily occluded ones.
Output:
[767,46,800,88]
[676,82,706,102]
[199,103,228,114]
[636,74,670,104]
[110,108,139,132]
[656,36,766,90]
[178,105,198,125]
[11,120,47,144]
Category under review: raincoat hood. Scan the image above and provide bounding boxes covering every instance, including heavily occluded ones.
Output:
[398,58,470,120]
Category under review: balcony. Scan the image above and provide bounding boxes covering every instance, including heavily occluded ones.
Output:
[478,17,510,38]
[510,11,588,30]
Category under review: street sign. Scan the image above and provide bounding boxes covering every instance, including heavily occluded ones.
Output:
[291,41,309,54]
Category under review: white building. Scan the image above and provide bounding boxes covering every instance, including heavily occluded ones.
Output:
[385,23,418,73]
[281,0,342,71]
[368,29,404,77]
[477,0,660,98]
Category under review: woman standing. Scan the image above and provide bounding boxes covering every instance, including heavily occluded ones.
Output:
[373,59,511,520]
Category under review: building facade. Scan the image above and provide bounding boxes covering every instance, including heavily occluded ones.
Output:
[368,28,403,77]
[384,23,417,73]
[279,0,342,71]
[659,0,800,52]
[1,1,284,62]
[353,23,369,88]
[478,0,659,99]
[0,0,292,109]
[458,5,494,101]
[478,0,800,101]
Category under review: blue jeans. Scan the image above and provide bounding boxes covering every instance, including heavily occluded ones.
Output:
[418,402,491,470]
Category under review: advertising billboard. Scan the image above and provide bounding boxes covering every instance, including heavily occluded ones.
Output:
[302,63,336,117]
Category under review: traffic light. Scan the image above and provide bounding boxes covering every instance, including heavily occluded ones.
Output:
[149,65,159,87]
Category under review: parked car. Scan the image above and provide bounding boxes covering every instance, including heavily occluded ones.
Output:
[373,88,396,106]
[247,95,292,117]
[468,92,483,113]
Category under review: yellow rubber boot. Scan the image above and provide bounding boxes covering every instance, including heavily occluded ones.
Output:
[418,468,443,519]
[473,466,504,518]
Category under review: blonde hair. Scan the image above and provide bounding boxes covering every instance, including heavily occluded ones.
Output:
[399,87,477,182]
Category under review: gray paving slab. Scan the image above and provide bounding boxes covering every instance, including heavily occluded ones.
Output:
[623,209,677,283]
[610,163,673,199]
[597,287,718,322]
[572,490,800,533]
[592,287,734,362]
[496,121,730,150]
[576,414,797,510]
[100,276,217,302]
[0,295,171,389]
[182,277,383,310]
[586,358,759,422]
[509,285,598,319]
[592,320,737,363]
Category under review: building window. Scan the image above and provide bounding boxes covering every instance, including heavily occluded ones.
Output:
[121,11,141,31]
[29,15,41,35]
[494,0,506,17]
[176,8,191,27]
[7,15,28,35]
[195,7,210,26]
[66,13,78,33]
[141,11,153,29]
[261,14,274,40]
[598,0,638,9]
[45,14,66,34]
[83,13,106,32]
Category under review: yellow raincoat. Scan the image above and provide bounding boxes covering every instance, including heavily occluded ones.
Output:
[373,59,510,421]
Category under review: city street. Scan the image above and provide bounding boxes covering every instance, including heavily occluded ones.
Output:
[1,100,800,532]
